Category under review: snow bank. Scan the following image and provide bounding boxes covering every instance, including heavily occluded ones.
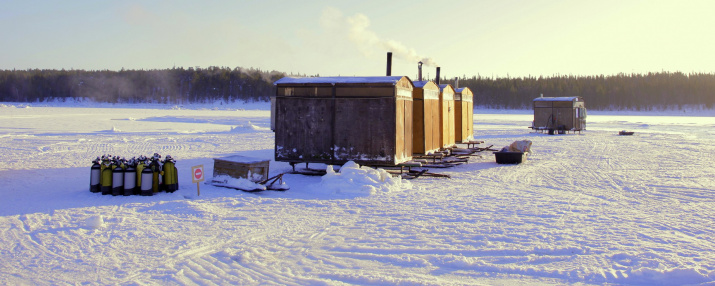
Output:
[212,175,266,191]
[319,161,412,195]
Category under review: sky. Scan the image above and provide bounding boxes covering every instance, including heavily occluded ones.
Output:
[1,0,714,79]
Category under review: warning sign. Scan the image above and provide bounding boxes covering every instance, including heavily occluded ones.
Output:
[192,165,205,183]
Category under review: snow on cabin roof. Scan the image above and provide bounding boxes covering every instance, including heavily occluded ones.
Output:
[533,96,581,102]
[274,76,408,85]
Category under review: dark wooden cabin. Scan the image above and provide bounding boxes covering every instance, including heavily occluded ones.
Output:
[411,80,441,155]
[273,76,414,166]
[438,84,456,148]
[454,87,474,143]
[532,96,586,132]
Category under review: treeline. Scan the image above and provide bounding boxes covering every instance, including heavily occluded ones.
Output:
[1,67,714,110]
[453,72,715,110]
[0,67,286,104]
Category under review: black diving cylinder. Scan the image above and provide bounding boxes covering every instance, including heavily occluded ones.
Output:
[100,155,113,195]
[90,157,101,193]
[123,158,136,196]
[111,157,125,196]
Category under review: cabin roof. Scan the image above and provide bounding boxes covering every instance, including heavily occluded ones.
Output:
[274,76,409,86]
[439,84,455,92]
[455,87,472,94]
[533,96,582,102]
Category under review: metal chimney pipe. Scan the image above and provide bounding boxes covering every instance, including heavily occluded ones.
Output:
[386,52,392,76]
[418,61,423,81]
[435,67,441,85]
[454,77,459,89]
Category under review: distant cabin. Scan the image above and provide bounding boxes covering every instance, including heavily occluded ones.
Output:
[532,96,586,133]
[454,87,474,143]
[438,84,456,148]
[411,81,441,155]
[273,76,414,166]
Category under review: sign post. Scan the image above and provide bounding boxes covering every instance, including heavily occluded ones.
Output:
[191,165,205,196]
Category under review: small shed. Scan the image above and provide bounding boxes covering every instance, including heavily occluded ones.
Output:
[411,80,441,154]
[454,87,474,143]
[273,76,414,166]
[533,96,586,132]
[438,84,456,148]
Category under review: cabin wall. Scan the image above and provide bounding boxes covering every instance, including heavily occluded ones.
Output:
[411,88,440,154]
[533,100,585,131]
[275,83,413,166]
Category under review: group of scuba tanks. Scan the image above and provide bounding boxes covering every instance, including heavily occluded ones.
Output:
[89,153,178,196]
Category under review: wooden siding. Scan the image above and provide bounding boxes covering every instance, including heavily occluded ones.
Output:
[411,81,440,154]
[439,85,456,148]
[455,87,474,142]
[532,97,586,131]
[274,76,414,166]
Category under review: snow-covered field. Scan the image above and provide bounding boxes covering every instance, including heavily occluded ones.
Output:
[1,102,714,285]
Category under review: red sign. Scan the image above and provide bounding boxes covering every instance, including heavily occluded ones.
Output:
[192,165,205,183]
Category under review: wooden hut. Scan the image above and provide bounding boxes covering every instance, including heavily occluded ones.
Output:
[532,96,586,133]
[454,87,474,143]
[273,76,414,166]
[411,81,441,155]
[438,84,456,148]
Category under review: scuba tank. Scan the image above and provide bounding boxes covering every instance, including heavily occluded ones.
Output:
[163,155,178,193]
[90,157,101,193]
[140,156,155,196]
[111,157,125,196]
[150,153,162,193]
[100,155,113,195]
[123,157,137,196]
[135,155,147,195]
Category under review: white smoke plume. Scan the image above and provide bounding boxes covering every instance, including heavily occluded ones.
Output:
[321,7,438,67]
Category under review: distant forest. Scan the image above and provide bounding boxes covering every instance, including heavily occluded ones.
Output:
[1,67,713,110]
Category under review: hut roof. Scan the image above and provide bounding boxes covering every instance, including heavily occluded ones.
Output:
[439,84,455,93]
[533,96,582,102]
[413,80,439,89]
[455,87,473,95]
[413,80,430,88]
[274,76,410,86]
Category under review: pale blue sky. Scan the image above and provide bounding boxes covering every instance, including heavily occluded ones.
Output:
[2,0,713,78]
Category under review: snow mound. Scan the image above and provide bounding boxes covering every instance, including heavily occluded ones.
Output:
[212,175,266,191]
[84,215,104,229]
[229,121,269,133]
[320,161,412,195]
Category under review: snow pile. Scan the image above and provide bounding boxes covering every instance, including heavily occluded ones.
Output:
[230,121,269,133]
[320,161,412,195]
[83,215,104,229]
[212,175,266,191]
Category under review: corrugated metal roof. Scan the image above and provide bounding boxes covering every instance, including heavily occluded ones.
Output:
[533,96,581,102]
[455,87,469,93]
[274,76,407,85]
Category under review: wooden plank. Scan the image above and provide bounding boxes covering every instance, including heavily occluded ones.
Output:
[412,98,425,154]
[274,97,333,162]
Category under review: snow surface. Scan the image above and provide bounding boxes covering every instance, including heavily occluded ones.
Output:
[1,102,714,285]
